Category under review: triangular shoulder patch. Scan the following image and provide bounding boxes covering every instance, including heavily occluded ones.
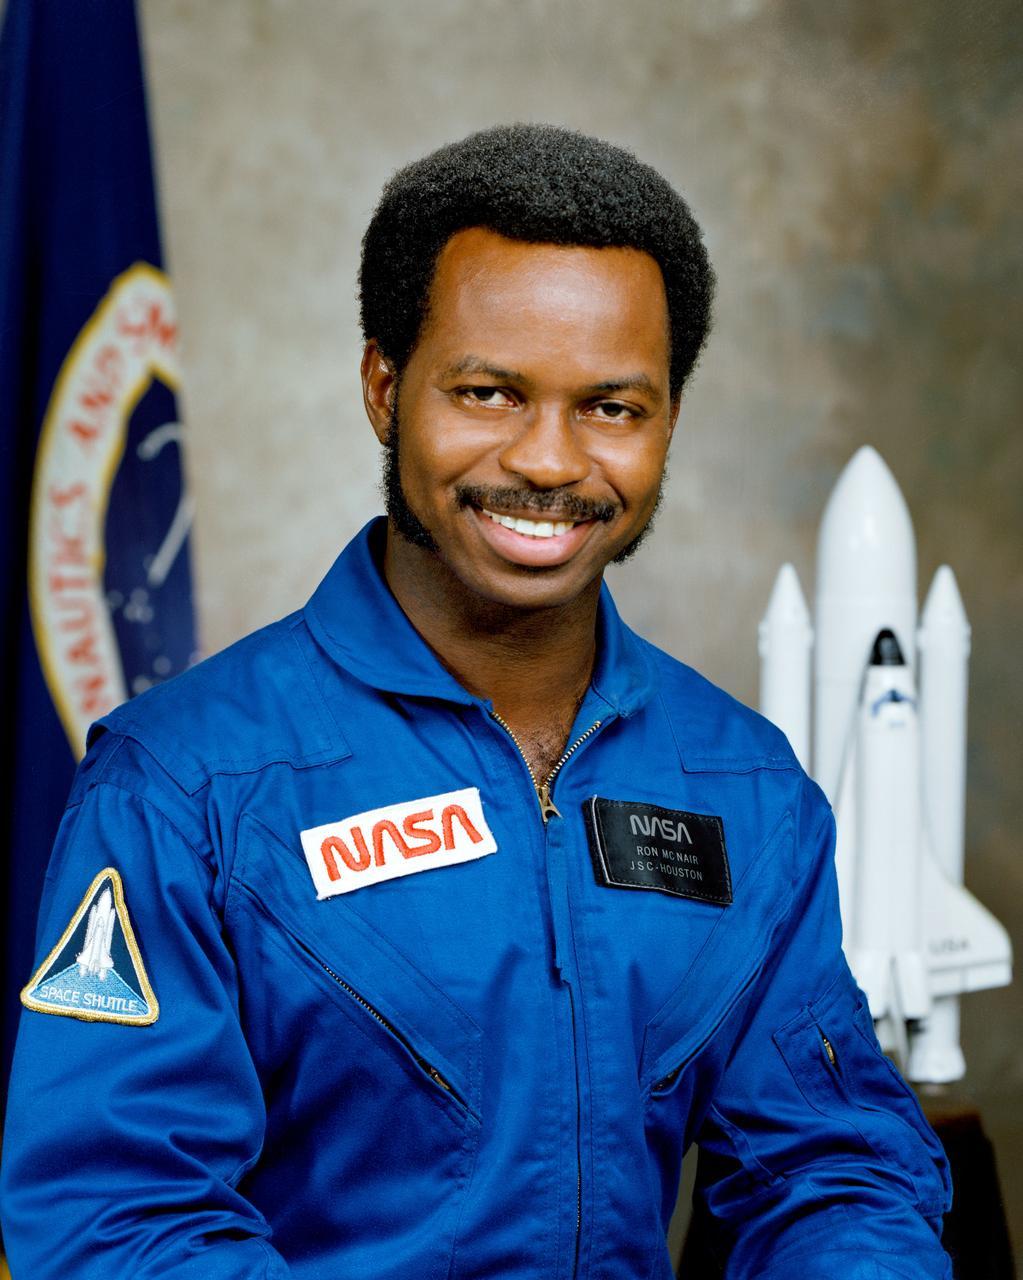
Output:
[21,867,159,1026]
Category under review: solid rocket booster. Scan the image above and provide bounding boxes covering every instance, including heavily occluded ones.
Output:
[852,630,930,1024]
[758,563,812,770]
[918,566,971,884]
[909,568,974,1082]
[814,447,917,803]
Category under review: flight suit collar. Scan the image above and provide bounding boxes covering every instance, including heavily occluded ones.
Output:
[304,517,656,717]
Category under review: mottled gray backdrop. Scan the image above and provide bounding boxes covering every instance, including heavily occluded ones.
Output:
[139,0,1022,1259]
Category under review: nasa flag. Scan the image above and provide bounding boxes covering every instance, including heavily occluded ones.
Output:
[0,0,197,1083]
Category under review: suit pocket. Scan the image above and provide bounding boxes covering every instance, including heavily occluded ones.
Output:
[772,966,951,1217]
[225,814,482,1280]
[232,811,481,1110]
[640,811,796,1097]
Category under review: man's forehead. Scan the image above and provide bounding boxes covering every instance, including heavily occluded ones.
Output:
[419,227,671,383]
[431,225,664,291]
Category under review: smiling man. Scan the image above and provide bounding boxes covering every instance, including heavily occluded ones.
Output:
[1,125,951,1279]
[365,224,680,805]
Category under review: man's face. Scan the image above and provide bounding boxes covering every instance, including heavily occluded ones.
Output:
[364,226,678,611]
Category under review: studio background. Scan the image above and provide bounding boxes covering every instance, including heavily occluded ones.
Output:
[138,0,1022,1263]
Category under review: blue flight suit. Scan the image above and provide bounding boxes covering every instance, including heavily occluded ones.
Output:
[1,518,951,1279]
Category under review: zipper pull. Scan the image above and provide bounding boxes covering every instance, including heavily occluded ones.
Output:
[652,1065,681,1093]
[820,1031,838,1069]
[537,783,562,822]
[426,1063,453,1092]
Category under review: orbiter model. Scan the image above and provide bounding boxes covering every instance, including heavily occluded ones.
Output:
[77,886,116,981]
[759,445,1011,1083]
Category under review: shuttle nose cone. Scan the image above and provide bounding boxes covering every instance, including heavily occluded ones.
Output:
[812,446,919,799]
[816,445,916,604]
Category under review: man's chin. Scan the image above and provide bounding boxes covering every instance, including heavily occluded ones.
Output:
[450,564,606,615]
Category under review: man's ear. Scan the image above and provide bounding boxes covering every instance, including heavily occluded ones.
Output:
[361,340,398,445]
[667,394,682,445]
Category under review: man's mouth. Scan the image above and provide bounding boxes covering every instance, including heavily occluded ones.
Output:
[467,503,603,570]
[480,508,581,540]
[454,485,618,569]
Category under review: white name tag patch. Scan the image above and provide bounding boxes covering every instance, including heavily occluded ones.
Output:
[300,787,498,899]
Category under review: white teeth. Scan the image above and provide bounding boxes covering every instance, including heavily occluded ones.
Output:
[482,508,576,539]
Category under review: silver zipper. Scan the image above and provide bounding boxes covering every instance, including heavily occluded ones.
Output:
[568,983,583,1279]
[490,710,602,1278]
[651,1065,681,1093]
[490,711,602,823]
[321,958,460,1097]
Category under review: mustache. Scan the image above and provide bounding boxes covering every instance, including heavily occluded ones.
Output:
[455,485,619,523]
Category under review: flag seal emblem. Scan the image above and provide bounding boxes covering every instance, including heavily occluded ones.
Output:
[21,867,159,1026]
[28,262,191,760]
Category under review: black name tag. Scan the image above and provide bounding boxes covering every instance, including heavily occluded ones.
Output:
[584,797,732,905]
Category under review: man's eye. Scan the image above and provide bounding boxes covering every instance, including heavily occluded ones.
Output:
[592,401,638,420]
[460,386,514,407]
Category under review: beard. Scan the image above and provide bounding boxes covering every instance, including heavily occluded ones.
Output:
[380,403,665,567]
[380,403,440,552]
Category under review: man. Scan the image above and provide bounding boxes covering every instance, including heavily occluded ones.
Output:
[1,124,951,1278]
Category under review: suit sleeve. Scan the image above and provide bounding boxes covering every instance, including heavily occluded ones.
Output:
[693,790,953,1280]
[0,735,294,1279]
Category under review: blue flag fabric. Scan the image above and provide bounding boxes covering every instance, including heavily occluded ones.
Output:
[0,0,198,1089]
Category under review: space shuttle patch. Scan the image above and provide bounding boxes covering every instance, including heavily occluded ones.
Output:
[21,867,159,1025]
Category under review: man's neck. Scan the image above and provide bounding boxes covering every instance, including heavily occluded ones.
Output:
[382,529,601,780]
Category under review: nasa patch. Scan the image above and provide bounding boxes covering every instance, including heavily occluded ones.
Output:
[300,787,498,899]
[585,797,733,905]
[21,868,159,1025]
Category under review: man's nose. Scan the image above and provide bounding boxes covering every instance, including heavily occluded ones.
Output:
[496,403,591,490]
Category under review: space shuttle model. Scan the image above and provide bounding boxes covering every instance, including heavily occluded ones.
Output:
[77,887,116,981]
[759,446,1011,1084]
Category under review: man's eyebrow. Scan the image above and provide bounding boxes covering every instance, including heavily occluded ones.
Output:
[440,358,661,399]
[439,356,525,382]
[586,374,660,398]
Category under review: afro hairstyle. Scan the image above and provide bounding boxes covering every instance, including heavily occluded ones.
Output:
[358,123,715,402]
